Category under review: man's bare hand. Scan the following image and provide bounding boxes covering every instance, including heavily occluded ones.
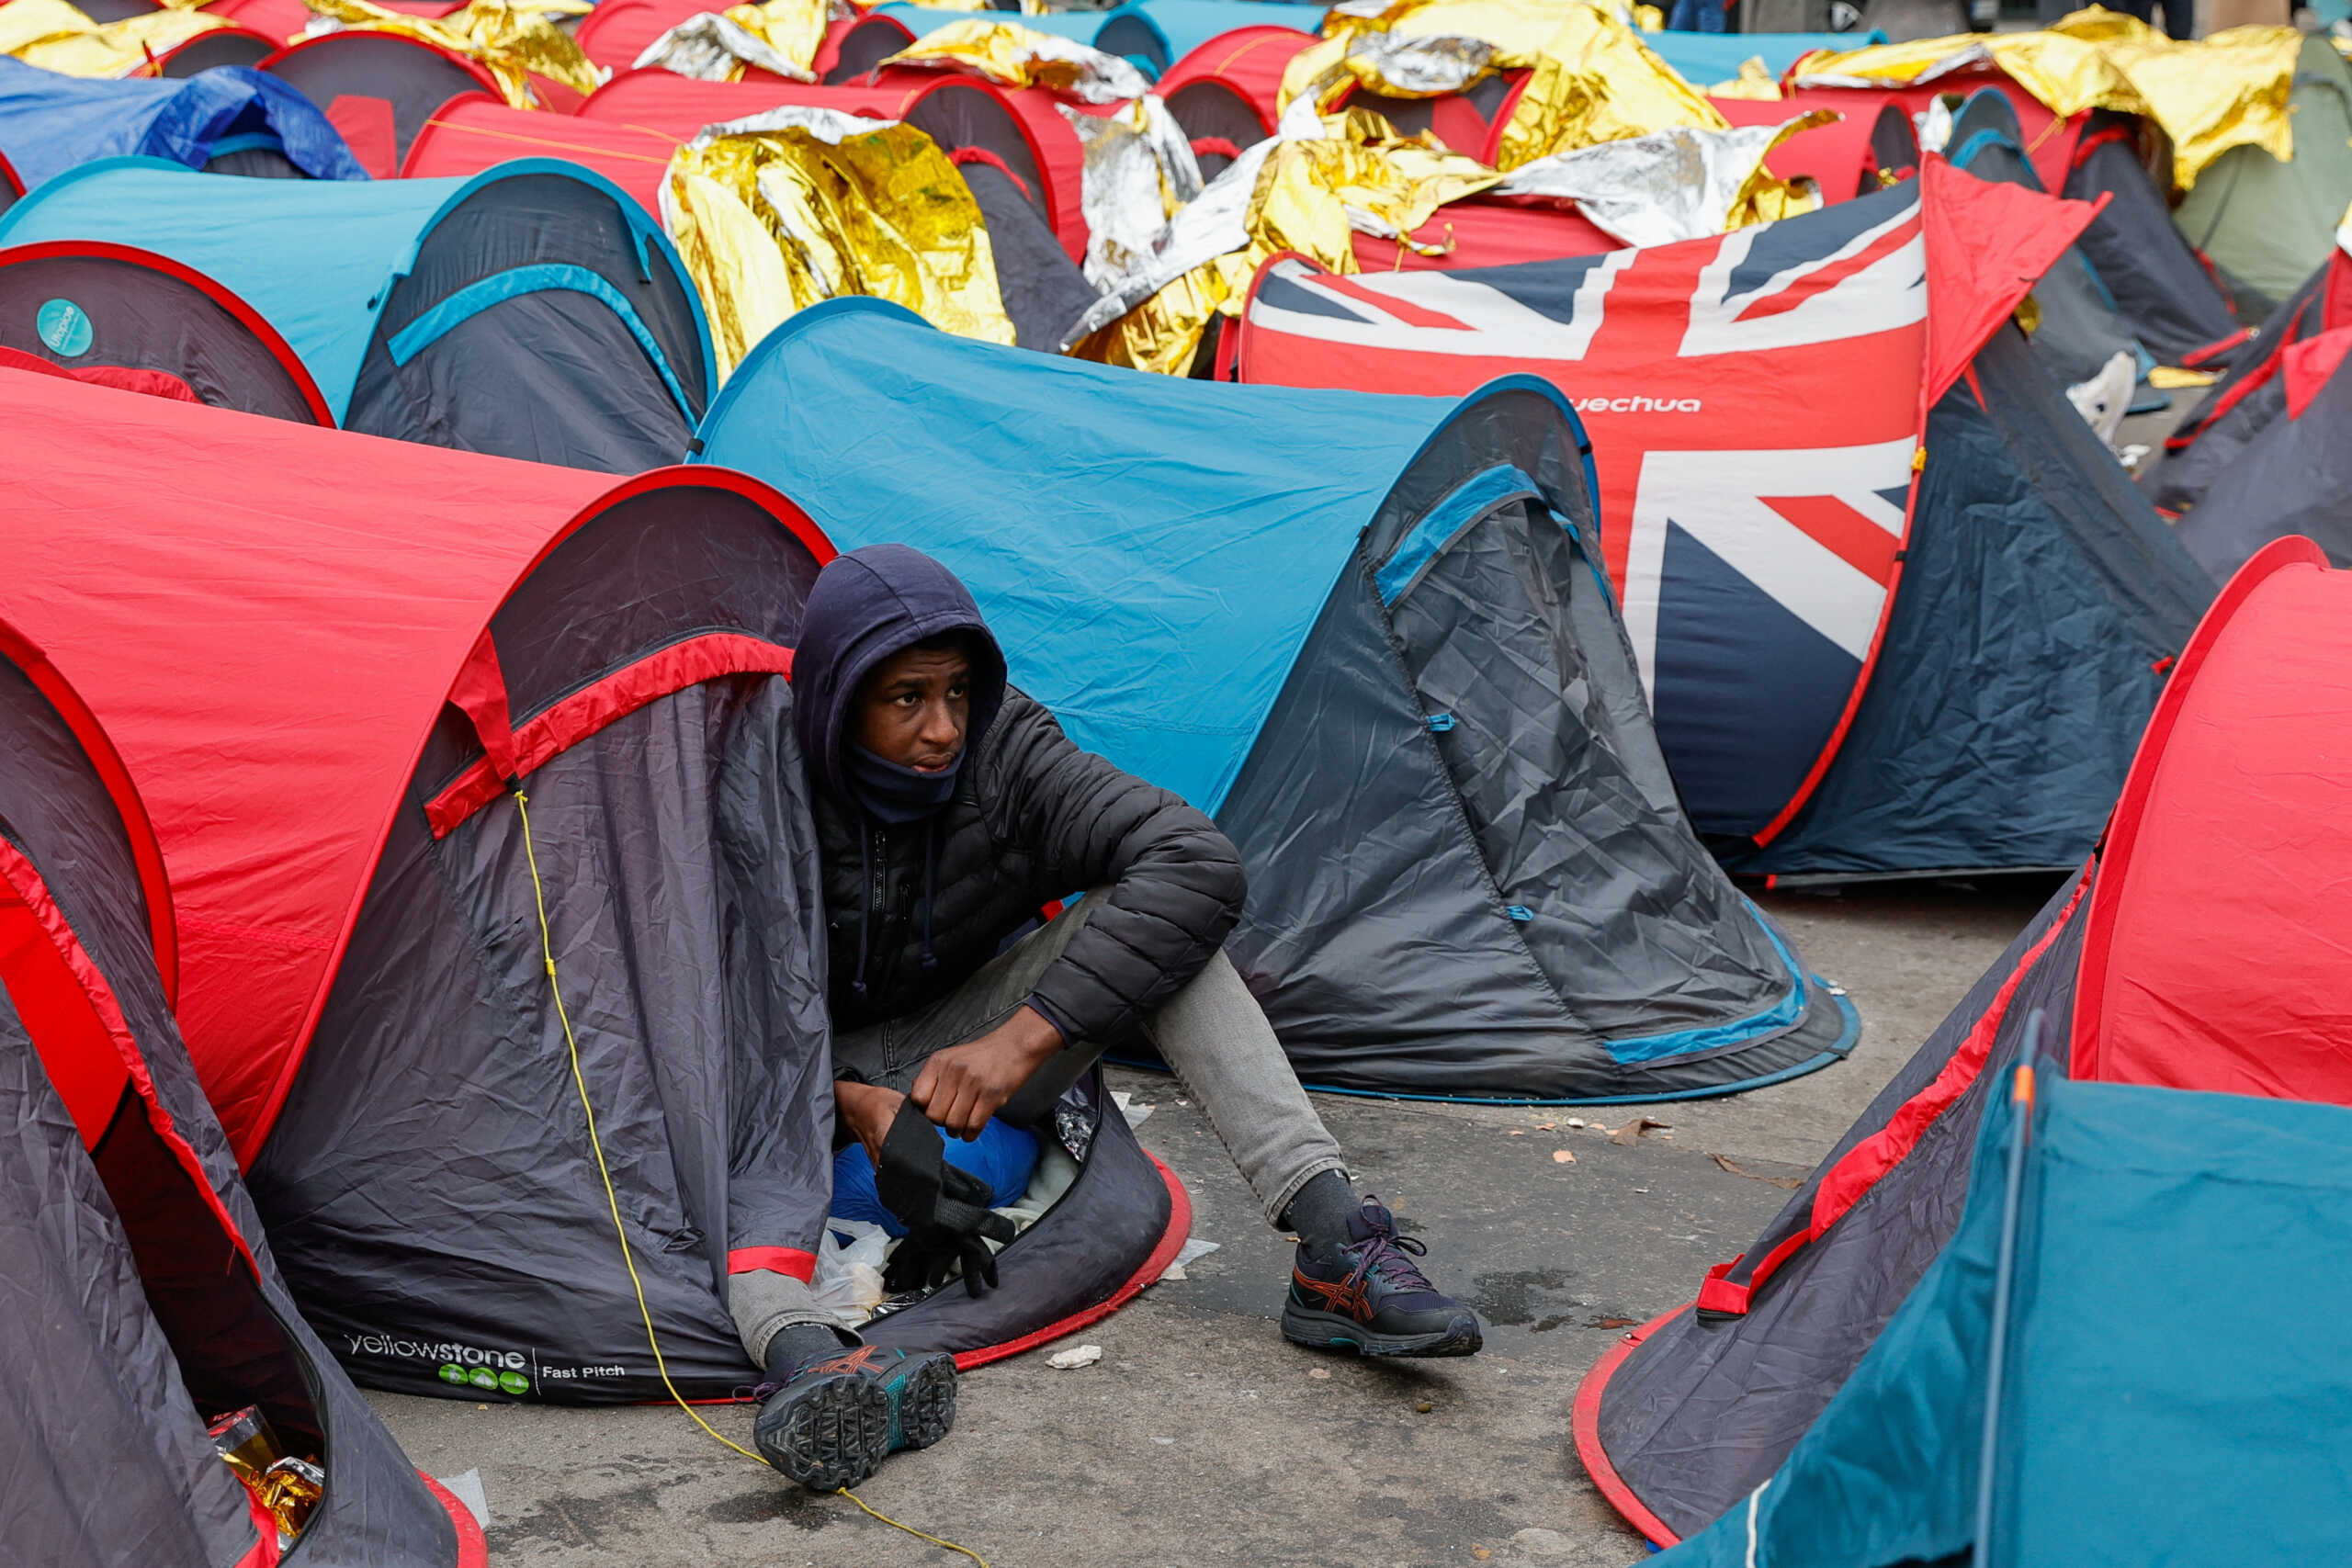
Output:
[834,1079,907,1168]
[911,1005,1064,1140]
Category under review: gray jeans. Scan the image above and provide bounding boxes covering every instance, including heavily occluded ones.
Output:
[734,899,1347,1364]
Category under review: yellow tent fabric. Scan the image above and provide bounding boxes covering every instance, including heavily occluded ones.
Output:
[1,0,231,76]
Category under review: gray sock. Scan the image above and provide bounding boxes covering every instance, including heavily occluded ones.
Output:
[1280,1168,1358,1262]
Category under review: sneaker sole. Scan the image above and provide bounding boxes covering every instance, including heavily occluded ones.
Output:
[891,1352,960,1451]
[1280,1303,1484,1359]
[757,1373,893,1491]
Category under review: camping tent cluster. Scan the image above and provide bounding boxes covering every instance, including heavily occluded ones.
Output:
[1577,538,2352,1555]
[3,0,2348,1553]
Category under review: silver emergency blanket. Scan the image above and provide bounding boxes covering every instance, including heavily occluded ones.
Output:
[1494,113,1825,249]
[1061,96,1322,349]
[1345,32,1497,96]
[1063,94,1204,289]
[632,11,815,82]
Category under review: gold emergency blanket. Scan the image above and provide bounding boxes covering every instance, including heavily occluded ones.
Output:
[881,18,1149,103]
[1,0,231,76]
[300,0,603,108]
[1278,0,1724,171]
[1795,7,2302,190]
[1707,56,1781,100]
[661,107,1014,378]
[627,0,831,83]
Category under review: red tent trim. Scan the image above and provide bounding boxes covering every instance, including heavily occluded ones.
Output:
[424,632,799,837]
[0,835,258,1273]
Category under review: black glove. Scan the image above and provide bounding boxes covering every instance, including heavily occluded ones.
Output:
[876,1100,1016,1299]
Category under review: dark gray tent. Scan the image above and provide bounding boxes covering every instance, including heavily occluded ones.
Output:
[262,31,504,166]
[2059,110,2241,367]
[696,299,1861,1104]
[2142,248,2352,561]
[0,615,475,1567]
[2171,325,2352,576]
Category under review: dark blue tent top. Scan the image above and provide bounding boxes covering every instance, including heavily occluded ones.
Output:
[0,57,363,193]
[696,297,1553,816]
[0,155,710,426]
[1659,1068,2352,1566]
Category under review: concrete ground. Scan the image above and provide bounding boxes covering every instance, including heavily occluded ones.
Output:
[370,879,2062,1568]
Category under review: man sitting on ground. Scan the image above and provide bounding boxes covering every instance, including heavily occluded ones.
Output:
[736,544,1482,1491]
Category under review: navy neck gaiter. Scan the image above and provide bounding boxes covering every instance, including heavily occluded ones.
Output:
[845,742,961,824]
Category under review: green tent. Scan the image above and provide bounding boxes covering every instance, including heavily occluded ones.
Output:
[2175,33,2352,317]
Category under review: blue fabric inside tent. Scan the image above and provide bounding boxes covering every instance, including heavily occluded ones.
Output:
[0,58,364,193]
[694,298,1538,818]
[0,155,684,422]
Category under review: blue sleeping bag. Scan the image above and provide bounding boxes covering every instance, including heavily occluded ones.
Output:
[832,1118,1042,1236]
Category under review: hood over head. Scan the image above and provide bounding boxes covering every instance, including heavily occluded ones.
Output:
[792,542,1008,808]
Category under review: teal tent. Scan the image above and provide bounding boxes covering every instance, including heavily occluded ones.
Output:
[0,157,711,469]
[1658,1064,2352,1567]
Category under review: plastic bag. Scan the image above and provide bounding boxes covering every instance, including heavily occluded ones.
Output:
[808,1217,889,1326]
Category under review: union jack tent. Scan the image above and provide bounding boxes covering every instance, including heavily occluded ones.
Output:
[1231,161,2214,879]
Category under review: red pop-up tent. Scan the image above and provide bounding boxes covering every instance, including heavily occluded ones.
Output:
[1234,159,2212,881]
[1574,536,2352,1547]
[0,368,852,1403]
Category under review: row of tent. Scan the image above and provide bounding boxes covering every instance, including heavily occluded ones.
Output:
[0,51,2251,886]
[5,5,2347,1560]
[1574,536,2352,1562]
[12,329,2344,1562]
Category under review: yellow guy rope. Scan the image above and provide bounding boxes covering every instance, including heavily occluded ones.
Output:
[511,788,990,1567]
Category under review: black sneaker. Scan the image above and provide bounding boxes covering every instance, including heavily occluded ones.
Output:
[1282,1197,1483,1358]
[752,1341,959,1490]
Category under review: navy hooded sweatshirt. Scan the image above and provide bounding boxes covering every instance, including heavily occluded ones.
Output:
[790,545,1250,1052]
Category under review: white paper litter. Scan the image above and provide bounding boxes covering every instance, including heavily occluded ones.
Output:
[1113,1089,1156,1129]
[435,1470,490,1529]
[1048,1343,1105,1370]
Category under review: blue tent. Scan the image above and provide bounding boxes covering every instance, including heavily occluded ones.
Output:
[0,157,713,470]
[1643,29,1883,83]
[693,298,1859,1101]
[0,57,362,192]
[1657,1065,2352,1567]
